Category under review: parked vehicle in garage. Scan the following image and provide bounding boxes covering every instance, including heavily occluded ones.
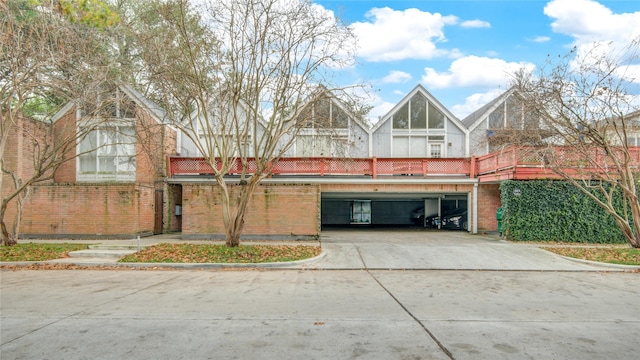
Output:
[441,209,468,230]
[413,207,466,229]
[411,207,425,225]
[425,213,440,228]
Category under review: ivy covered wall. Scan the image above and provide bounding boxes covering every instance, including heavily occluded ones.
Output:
[500,180,627,244]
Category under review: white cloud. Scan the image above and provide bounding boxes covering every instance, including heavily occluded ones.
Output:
[421,56,535,89]
[544,1,640,88]
[530,36,551,43]
[380,71,412,84]
[369,101,396,125]
[351,7,459,62]
[460,20,490,29]
[451,88,505,119]
[617,64,640,84]
[342,86,396,125]
[544,0,640,44]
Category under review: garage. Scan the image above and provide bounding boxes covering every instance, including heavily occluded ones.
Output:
[321,192,468,229]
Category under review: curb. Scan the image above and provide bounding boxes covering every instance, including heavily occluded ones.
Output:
[554,254,640,270]
[0,250,327,269]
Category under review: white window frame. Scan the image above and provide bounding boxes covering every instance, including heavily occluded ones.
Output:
[77,88,137,182]
[430,143,443,158]
[77,122,136,182]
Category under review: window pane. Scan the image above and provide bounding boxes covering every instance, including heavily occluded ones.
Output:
[393,103,409,129]
[506,96,523,129]
[297,106,313,128]
[332,106,349,129]
[315,98,331,128]
[428,103,445,129]
[79,131,97,153]
[410,93,427,129]
[119,96,136,118]
[489,107,504,129]
[99,156,117,172]
[117,127,136,156]
[430,144,442,158]
[79,155,96,172]
[523,111,539,130]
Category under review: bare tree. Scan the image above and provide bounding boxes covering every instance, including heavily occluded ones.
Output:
[514,39,640,248]
[133,0,356,246]
[0,0,118,246]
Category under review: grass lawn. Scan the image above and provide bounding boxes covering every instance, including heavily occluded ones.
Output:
[118,243,322,263]
[541,246,640,266]
[2,242,637,267]
[0,243,90,262]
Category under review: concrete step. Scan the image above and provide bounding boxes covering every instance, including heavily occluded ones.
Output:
[68,249,138,259]
[88,245,145,250]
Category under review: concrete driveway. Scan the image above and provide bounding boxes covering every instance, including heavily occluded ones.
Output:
[304,229,624,271]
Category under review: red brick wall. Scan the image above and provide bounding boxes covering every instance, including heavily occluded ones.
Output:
[182,183,320,238]
[53,108,79,183]
[2,117,53,229]
[477,183,501,231]
[19,183,155,238]
[136,110,173,184]
[2,116,53,181]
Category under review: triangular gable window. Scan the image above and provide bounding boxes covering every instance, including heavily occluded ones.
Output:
[393,93,445,130]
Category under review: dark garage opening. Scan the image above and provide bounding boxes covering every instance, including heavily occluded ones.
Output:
[321,193,467,230]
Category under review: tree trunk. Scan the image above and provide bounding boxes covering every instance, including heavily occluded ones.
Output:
[0,204,18,246]
[0,186,26,247]
[218,174,263,247]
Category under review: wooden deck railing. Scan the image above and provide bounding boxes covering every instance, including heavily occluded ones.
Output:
[475,146,640,181]
[168,156,472,178]
[168,146,640,180]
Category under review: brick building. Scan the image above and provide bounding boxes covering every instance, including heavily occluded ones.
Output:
[11,83,634,240]
[8,84,178,239]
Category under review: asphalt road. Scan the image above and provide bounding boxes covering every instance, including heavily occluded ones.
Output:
[1,230,639,359]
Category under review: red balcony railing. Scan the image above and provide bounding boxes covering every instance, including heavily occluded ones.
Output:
[168,146,640,181]
[168,156,472,178]
[475,146,640,181]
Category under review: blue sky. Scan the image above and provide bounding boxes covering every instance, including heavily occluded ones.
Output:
[313,0,640,122]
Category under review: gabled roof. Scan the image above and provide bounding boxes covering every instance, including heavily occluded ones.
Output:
[370,84,467,134]
[119,84,168,125]
[462,87,517,131]
[300,85,372,134]
[186,91,270,130]
[50,83,168,125]
[49,101,75,123]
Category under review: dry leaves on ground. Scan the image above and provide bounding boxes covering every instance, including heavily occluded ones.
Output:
[542,247,640,266]
[118,243,321,263]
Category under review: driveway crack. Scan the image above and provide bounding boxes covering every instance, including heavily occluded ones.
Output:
[354,245,455,360]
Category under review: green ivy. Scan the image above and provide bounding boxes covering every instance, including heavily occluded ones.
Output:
[500,180,627,244]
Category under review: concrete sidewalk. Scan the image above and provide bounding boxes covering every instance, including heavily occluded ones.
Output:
[4,230,637,271]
